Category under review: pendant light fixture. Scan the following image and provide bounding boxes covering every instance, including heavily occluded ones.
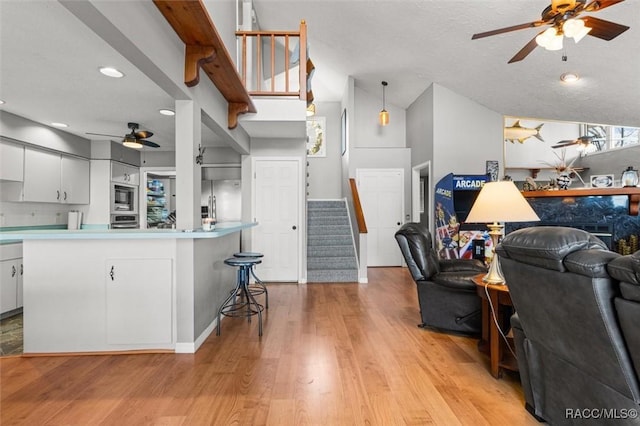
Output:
[379,81,389,126]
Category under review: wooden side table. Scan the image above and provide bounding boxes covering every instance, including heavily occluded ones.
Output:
[473,274,518,378]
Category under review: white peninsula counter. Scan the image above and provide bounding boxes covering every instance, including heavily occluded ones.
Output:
[0,222,256,355]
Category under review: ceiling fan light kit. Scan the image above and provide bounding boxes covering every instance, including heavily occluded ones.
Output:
[536,27,565,50]
[122,136,143,149]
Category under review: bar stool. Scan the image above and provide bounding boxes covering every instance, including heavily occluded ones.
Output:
[217,257,264,336]
[233,252,268,309]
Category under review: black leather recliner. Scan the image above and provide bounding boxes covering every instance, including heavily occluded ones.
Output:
[608,252,640,399]
[394,222,486,335]
[497,226,640,425]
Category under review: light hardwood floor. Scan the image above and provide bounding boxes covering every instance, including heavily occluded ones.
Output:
[1,267,538,425]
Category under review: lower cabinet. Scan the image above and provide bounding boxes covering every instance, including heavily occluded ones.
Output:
[0,247,23,316]
[105,258,172,345]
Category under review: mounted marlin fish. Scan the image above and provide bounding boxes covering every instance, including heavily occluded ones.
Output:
[505,120,544,144]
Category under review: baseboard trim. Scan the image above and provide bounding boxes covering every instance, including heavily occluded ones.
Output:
[175,317,219,354]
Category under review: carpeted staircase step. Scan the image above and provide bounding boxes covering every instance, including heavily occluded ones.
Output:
[308,256,357,269]
[308,216,350,226]
[308,200,345,209]
[308,209,348,219]
[307,245,355,257]
[308,225,351,236]
[308,234,352,246]
[307,268,358,283]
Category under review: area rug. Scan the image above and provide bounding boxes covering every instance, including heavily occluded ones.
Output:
[0,313,23,356]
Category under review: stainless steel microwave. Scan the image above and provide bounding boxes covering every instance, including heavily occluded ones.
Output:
[112,183,137,213]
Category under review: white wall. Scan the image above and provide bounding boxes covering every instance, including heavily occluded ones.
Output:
[352,85,406,148]
[432,84,503,183]
[578,145,640,181]
[406,85,434,168]
[504,117,581,182]
[307,101,342,199]
[1,111,90,158]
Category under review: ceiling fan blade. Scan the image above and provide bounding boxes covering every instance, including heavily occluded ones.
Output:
[472,20,546,39]
[135,130,153,139]
[86,132,121,138]
[584,0,625,12]
[140,140,160,148]
[582,16,630,40]
[552,141,579,148]
[508,35,540,63]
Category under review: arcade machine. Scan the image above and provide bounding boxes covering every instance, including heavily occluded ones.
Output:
[434,173,492,260]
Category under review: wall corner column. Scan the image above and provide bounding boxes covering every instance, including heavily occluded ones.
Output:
[175,100,202,230]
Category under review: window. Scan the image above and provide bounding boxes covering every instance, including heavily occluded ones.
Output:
[583,124,639,152]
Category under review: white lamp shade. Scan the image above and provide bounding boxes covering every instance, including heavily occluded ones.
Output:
[465,181,540,224]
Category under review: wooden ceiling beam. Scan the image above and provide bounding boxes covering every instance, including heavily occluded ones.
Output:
[153,0,256,129]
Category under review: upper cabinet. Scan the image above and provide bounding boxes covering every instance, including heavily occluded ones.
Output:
[0,140,24,181]
[22,147,90,204]
[61,156,90,204]
[111,161,139,186]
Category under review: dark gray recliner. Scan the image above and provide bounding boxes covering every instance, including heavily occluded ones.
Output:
[608,252,640,395]
[394,222,486,335]
[497,226,640,425]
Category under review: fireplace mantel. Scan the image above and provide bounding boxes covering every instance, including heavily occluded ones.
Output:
[523,187,640,216]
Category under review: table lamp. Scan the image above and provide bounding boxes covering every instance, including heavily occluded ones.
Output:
[465,180,540,284]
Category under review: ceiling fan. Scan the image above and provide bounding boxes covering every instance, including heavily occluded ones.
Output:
[86,122,160,149]
[472,0,630,63]
[552,135,602,152]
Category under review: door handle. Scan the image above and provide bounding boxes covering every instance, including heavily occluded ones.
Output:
[109,265,115,281]
[64,191,67,201]
[57,190,60,200]
[292,225,297,230]
[11,265,16,277]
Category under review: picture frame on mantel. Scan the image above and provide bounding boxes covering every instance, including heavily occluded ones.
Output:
[590,174,615,188]
[486,160,499,182]
[306,117,326,157]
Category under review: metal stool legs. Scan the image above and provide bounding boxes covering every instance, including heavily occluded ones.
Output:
[216,257,264,336]
[234,252,268,309]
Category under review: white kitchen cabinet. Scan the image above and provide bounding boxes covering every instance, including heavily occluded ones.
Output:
[22,147,89,204]
[111,161,139,185]
[105,258,172,345]
[23,148,61,202]
[61,155,90,204]
[0,243,23,315]
[0,140,24,181]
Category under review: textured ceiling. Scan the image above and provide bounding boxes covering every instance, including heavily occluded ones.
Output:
[254,0,640,127]
[0,0,638,155]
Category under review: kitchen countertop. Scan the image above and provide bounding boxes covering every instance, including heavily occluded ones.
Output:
[0,222,256,241]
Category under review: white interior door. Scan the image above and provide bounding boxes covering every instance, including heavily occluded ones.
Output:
[357,169,404,267]
[253,159,301,281]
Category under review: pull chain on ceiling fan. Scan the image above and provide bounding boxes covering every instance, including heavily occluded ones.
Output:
[471,0,630,63]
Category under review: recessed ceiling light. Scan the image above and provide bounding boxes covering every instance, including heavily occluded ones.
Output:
[99,67,124,78]
[560,72,580,83]
[0,99,5,105]
[159,109,175,116]
[51,122,69,128]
